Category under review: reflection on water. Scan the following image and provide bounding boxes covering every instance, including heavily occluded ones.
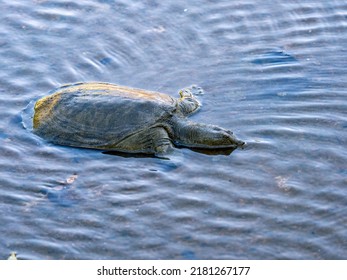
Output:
[0,0,347,259]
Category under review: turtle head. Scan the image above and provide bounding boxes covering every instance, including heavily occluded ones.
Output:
[177,89,201,116]
[173,120,245,149]
[192,124,245,148]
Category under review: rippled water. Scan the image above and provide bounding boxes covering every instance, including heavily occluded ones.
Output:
[1,0,346,259]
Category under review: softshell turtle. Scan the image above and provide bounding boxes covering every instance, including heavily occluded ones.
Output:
[33,82,244,156]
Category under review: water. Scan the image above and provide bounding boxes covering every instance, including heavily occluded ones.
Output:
[0,0,346,259]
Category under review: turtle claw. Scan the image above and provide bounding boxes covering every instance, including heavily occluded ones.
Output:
[188,85,204,96]
[179,85,204,98]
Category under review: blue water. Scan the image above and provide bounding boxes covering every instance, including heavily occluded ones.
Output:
[0,0,346,259]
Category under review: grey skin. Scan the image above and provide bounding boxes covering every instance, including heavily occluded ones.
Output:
[33,82,244,156]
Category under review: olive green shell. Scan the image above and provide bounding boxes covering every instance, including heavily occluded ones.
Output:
[33,82,177,148]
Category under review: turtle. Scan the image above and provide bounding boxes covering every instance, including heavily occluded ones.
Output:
[33,82,244,156]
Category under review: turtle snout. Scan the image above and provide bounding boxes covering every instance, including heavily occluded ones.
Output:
[234,138,245,147]
[203,125,244,148]
[224,130,245,147]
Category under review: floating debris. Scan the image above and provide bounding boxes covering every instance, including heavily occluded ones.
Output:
[8,252,17,260]
[66,174,78,184]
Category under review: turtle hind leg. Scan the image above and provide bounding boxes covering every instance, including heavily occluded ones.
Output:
[112,127,174,156]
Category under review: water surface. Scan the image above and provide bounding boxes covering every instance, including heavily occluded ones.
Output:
[0,0,346,259]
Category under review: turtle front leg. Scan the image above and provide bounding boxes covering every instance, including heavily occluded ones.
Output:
[152,127,175,157]
[113,126,174,156]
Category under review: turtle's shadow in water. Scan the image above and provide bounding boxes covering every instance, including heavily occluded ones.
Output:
[102,150,156,158]
[103,146,238,158]
[188,146,237,156]
[103,147,238,172]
